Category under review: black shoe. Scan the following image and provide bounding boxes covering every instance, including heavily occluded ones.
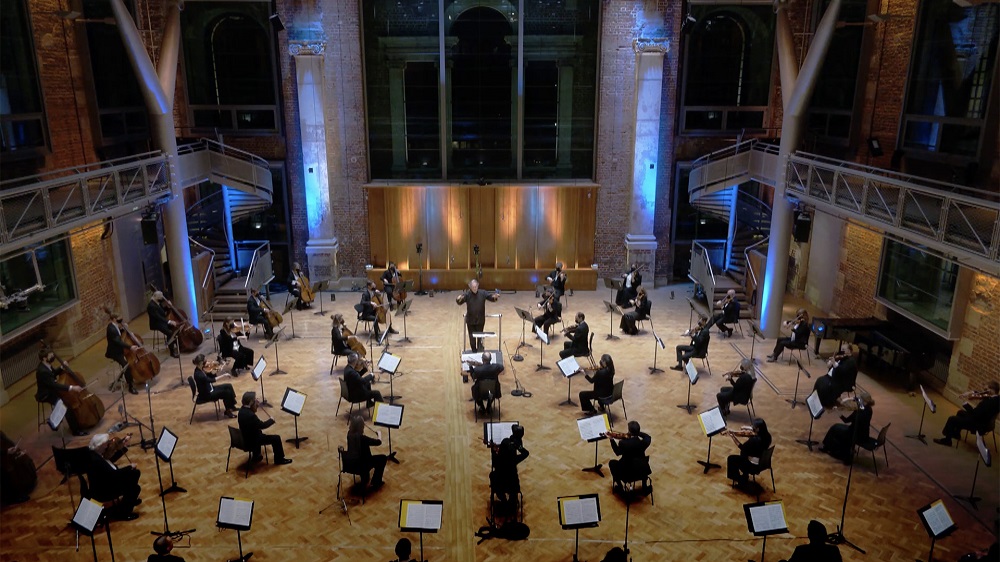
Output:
[276,458,293,465]
[129,387,139,395]
[224,410,237,419]
[765,356,777,363]
[369,481,385,491]
[133,498,142,506]
[116,512,140,521]
[170,351,180,359]
[933,437,952,447]
[669,365,683,371]
[252,454,264,463]
[388,327,399,334]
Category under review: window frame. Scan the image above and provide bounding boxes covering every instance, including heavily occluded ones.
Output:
[0,0,50,160]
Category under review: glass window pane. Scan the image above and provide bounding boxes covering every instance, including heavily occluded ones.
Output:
[877,239,958,331]
[0,0,43,115]
[0,241,77,336]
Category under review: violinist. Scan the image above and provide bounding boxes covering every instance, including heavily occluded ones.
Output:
[354,280,384,338]
[726,417,771,489]
[813,344,859,409]
[580,354,615,414]
[670,318,710,372]
[331,313,366,358]
[490,424,528,507]
[346,414,386,491]
[289,262,311,310]
[470,351,504,414]
[934,381,1000,447]
[34,349,87,436]
[546,262,567,300]
[619,286,651,335]
[218,318,254,374]
[607,420,651,495]
[238,391,292,465]
[533,287,563,337]
[381,262,400,310]
[820,390,874,463]
[615,263,642,307]
[148,291,179,358]
[247,288,275,339]
[717,358,755,417]
[708,289,741,337]
[345,352,384,407]
[192,354,237,418]
[106,313,139,394]
[148,535,186,562]
[766,309,810,362]
[85,433,141,520]
[456,279,500,352]
[559,312,590,359]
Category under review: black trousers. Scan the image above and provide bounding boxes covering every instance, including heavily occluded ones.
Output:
[361,455,388,486]
[257,433,287,462]
[675,344,696,364]
[207,384,237,410]
[43,395,81,433]
[709,313,731,332]
[109,354,136,389]
[467,321,485,351]
[727,454,757,482]
[717,387,735,413]
[580,389,602,412]
[943,410,978,440]
[771,337,794,357]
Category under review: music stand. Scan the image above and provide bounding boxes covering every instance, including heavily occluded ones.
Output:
[71,498,112,562]
[954,434,991,509]
[743,501,788,562]
[577,413,610,477]
[748,322,765,365]
[265,326,287,376]
[513,307,535,362]
[697,407,726,473]
[281,298,299,339]
[312,280,330,316]
[152,427,184,537]
[916,499,956,562]
[906,385,936,444]
[557,356,582,406]
[604,277,624,341]
[796,391,823,451]
[48,399,69,446]
[251,356,270,406]
[217,496,254,562]
[395,298,413,343]
[686,298,699,330]
[415,244,427,295]
[399,499,443,562]
[535,325,551,371]
[374,402,404,464]
[378,352,403,403]
[829,396,866,554]
[786,359,812,408]
[281,387,308,448]
[649,328,665,374]
[557,494,601,562]
[677,361,699,414]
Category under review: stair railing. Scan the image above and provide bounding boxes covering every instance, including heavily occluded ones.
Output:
[189,237,217,319]
[691,240,725,303]
[743,236,769,319]
[240,240,273,292]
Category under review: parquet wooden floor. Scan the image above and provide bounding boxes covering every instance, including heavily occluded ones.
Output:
[1,284,996,561]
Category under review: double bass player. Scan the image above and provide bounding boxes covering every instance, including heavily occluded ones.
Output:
[107,313,139,394]
[34,349,87,436]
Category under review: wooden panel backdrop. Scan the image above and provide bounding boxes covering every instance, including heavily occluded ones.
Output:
[366,185,598,289]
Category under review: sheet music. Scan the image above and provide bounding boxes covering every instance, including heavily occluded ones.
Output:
[48,400,67,430]
[921,500,954,538]
[379,352,401,374]
[557,356,581,377]
[461,352,484,372]
[749,502,787,534]
[977,434,992,467]
[561,497,599,526]
[282,388,306,416]
[404,502,442,530]
[156,428,177,461]
[919,385,936,413]
[699,407,726,437]
[484,421,517,444]
[374,403,403,428]
[72,498,103,532]
[577,414,610,442]
[534,324,549,345]
[218,497,254,528]
[685,361,699,384]
[656,337,665,350]
[252,357,267,381]
[807,390,824,419]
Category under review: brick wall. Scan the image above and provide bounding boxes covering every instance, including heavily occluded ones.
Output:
[948,273,1000,395]
[831,223,886,319]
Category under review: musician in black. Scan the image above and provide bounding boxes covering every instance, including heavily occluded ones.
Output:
[148,292,179,358]
[456,279,500,352]
[533,287,563,337]
[546,262,567,299]
[559,312,590,359]
[670,318,710,371]
[608,420,652,494]
[247,288,275,339]
[354,279,385,337]
[381,262,399,310]
[392,538,416,562]
[813,344,859,408]
[490,424,528,506]
[708,289,741,337]
[726,417,771,488]
[192,354,237,418]
[218,319,254,374]
[619,286,650,335]
[580,354,615,413]
[820,391,874,464]
[288,262,310,310]
[782,520,843,562]
[85,433,141,520]
[148,536,186,562]
[34,349,86,436]
[615,263,642,307]
[934,381,1000,447]
[331,313,366,358]
[717,358,755,416]
[346,413,387,491]
[345,352,384,407]
[106,314,139,394]
[238,391,292,465]
[766,309,810,362]
[470,351,504,414]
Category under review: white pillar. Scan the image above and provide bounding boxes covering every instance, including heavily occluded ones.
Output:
[291,40,340,282]
[625,38,669,279]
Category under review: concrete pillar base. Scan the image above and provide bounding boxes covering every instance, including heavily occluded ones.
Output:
[625,234,658,287]
[306,238,340,283]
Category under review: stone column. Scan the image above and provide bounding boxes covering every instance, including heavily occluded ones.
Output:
[291,40,339,282]
[388,61,407,171]
[557,61,574,172]
[624,38,669,281]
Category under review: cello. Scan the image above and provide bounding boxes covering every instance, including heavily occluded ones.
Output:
[292,266,315,305]
[102,307,160,385]
[40,342,106,430]
[161,295,204,352]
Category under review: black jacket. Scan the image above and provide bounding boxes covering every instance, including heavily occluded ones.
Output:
[238,406,275,448]
[35,361,68,403]
[586,367,615,398]
[105,322,129,359]
[567,321,590,354]
[147,300,172,334]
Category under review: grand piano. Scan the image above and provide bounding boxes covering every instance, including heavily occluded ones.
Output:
[811,316,934,389]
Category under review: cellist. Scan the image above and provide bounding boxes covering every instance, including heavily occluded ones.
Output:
[331,313,367,358]
[106,313,139,394]
[148,291,179,358]
[34,349,87,436]
[289,262,312,311]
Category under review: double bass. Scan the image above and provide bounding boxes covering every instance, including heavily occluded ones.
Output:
[292,267,315,305]
[41,342,106,430]
[261,297,283,328]
[159,293,204,352]
[102,307,160,385]
[0,432,37,504]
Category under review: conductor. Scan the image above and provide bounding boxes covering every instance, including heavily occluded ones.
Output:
[456,279,499,351]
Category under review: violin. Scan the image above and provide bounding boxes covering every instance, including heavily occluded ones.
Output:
[292,268,315,305]
[603,430,631,440]
[724,427,756,446]
[41,341,106,430]
[959,389,998,401]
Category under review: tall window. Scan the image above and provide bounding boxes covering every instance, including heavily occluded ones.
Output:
[362,0,598,180]
[0,0,47,159]
[682,6,775,133]
[0,241,76,337]
[806,0,867,144]
[877,239,960,334]
[182,1,279,133]
[902,0,999,159]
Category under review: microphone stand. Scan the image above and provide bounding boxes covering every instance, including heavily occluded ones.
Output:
[649,324,664,374]
[139,383,157,451]
[828,397,866,554]
[415,247,427,295]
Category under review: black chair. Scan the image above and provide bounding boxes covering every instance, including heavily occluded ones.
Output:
[783,335,811,365]
[353,305,376,336]
[37,401,51,432]
[961,412,999,452]
[226,426,268,479]
[488,473,523,524]
[732,378,757,420]
[52,446,91,508]
[722,317,744,337]
[329,347,351,376]
[335,377,370,421]
[585,332,597,368]
[746,446,776,501]
[619,457,654,506]
[855,423,890,477]
[597,380,627,426]
[690,348,712,376]
[337,446,367,506]
[188,376,221,424]
[473,378,502,422]
[78,472,126,516]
